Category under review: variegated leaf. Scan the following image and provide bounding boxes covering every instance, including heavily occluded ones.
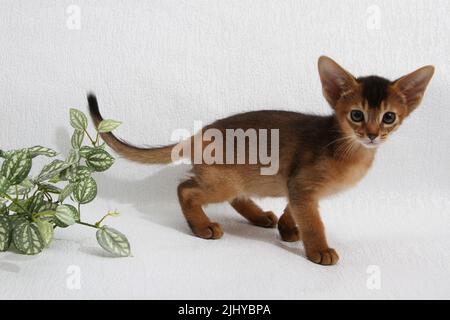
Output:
[36,160,71,182]
[97,119,122,133]
[12,220,44,255]
[54,204,76,227]
[28,193,45,213]
[28,146,58,158]
[1,149,32,185]
[74,166,91,182]
[38,183,62,194]
[86,149,114,172]
[35,210,56,222]
[59,165,77,182]
[58,183,74,202]
[0,150,14,158]
[0,215,11,251]
[66,149,80,164]
[96,226,131,257]
[79,146,94,158]
[6,178,34,195]
[73,177,97,204]
[0,175,9,194]
[69,108,88,130]
[8,199,28,213]
[36,220,53,247]
[71,130,84,149]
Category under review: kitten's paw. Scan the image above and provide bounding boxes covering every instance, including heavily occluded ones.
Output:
[306,248,339,266]
[278,223,300,242]
[253,211,278,228]
[192,222,224,240]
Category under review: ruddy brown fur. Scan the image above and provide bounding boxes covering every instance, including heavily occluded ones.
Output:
[88,56,434,265]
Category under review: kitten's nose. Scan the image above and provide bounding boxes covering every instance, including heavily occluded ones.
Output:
[367,133,378,141]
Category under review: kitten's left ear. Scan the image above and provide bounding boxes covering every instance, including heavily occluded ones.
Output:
[391,65,435,112]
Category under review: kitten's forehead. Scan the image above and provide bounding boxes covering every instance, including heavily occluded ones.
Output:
[357,76,391,109]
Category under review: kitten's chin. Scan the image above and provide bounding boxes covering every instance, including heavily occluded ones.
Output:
[361,143,379,149]
[357,139,381,149]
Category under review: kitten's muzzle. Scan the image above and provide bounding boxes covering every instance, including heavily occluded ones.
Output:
[367,133,378,142]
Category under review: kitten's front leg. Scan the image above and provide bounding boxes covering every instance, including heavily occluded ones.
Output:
[288,196,339,265]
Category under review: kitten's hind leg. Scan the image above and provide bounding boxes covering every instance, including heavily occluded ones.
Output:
[230,198,278,228]
[177,179,224,239]
[278,207,301,242]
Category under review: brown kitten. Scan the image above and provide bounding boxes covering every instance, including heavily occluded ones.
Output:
[88,56,434,265]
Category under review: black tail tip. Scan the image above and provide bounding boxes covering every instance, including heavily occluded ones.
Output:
[87,92,101,119]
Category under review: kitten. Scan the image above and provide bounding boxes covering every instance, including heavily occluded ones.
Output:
[88,56,434,265]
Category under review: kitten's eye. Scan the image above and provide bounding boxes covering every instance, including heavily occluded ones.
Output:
[382,112,396,124]
[350,110,364,122]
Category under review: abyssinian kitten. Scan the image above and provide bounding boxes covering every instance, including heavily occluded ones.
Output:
[88,56,434,265]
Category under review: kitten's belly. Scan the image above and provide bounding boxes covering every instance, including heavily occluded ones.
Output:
[243,175,288,198]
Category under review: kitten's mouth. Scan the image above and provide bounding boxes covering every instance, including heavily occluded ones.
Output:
[357,138,381,149]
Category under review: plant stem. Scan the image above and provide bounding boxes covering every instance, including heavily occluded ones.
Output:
[76,220,98,229]
[83,129,96,146]
[94,132,99,146]
[3,194,32,215]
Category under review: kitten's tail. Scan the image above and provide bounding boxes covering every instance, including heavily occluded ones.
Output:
[87,93,175,164]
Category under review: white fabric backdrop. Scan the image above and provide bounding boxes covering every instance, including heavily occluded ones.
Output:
[0,0,449,299]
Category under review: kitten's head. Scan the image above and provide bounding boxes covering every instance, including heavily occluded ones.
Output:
[318,56,434,149]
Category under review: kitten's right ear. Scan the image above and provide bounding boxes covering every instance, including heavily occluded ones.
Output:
[318,56,358,108]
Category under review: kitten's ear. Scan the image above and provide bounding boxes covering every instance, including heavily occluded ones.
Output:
[391,65,435,112]
[318,56,358,108]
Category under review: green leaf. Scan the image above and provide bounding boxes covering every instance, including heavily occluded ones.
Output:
[28,193,45,213]
[86,149,115,172]
[69,108,88,130]
[36,160,71,182]
[67,204,80,222]
[40,201,58,212]
[74,166,91,182]
[0,215,11,251]
[79,146,94,158]
[8,199,29,213]
[28,146,57,158]
[54,204,76,227]
[36,220,53,247]
[0,201,7,215]
[12,220,44,255]
[59,166,77,182]
[96,226,131,257]
[66,149,80,165]
[35,210,56,222]
[58,184,74,202]
[0,175,10,194]
[6,178,34,195]
[71,130,84,149]
[73,177,97,204]
[0,150,14,158]
[49,174,62,184]
[1,149,32,185]
[38,183,62,194]
[97,119,122,133]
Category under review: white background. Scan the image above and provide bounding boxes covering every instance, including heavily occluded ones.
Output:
[0,0,449,299]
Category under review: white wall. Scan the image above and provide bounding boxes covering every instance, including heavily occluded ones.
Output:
[1,0,449,192]
[1,0,450,300]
